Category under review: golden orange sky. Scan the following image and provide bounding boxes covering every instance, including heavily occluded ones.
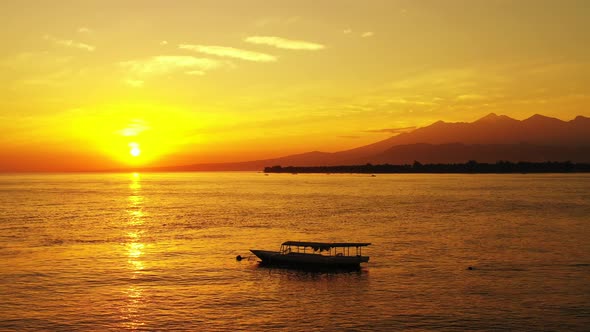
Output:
[1,0,589,171]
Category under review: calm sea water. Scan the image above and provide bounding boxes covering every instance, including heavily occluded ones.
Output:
[0,172,589,331]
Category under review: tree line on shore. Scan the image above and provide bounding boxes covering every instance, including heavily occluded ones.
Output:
[264,161,590,174]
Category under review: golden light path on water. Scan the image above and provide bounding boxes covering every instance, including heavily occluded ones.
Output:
[123,172,146,330]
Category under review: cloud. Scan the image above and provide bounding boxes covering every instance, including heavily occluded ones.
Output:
[120,56,221,75]
[361,32,374,38]
[19,69,72,86]
[185,70,205,76]
[244,36,325,50]
[364,126,416,134]
[254,16,300,28]
[179,44,276,62]
[456,94,487,101]
[339,135,361,139]
[44,35,95,51]
[117,119,150,136]
[160,40,168,46]
[1,52,80,87]
[77,27,92,34]
[343,29,352,34]
[124,79,144,88]
[386,98,437,106]
[0,51,72,69]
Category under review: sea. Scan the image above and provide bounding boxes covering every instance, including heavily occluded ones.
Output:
[0,172,589,331]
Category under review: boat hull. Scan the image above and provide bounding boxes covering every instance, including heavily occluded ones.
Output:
[250,250,369,270]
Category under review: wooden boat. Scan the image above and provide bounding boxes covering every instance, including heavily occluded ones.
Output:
[250,241,370,270]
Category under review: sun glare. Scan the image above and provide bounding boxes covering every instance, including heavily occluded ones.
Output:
[129,143,141,157]
[130,147,141,157]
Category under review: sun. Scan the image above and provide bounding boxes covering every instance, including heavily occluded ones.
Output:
[129,143,141,157]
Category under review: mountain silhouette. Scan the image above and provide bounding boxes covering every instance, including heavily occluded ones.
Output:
[372,143,590,164]
[144,113,590,171]
[352,113,590,148]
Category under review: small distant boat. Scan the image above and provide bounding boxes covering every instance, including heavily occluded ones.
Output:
[250,241,371,270]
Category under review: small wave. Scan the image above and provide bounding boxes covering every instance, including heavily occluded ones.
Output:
[40,238,65,246]
[35,237,129,247]
[467,265,528,272]
[198,234,230,239]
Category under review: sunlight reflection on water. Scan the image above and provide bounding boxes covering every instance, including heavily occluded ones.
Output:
[122,173,147,330]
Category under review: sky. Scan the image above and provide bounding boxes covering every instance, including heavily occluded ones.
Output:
[1,0,589,171]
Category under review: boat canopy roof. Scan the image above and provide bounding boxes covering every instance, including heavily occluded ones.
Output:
[282,241,371,249]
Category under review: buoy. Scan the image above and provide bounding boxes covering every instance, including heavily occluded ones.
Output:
[236,255,243,261]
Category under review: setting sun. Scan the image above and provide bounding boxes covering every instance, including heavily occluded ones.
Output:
[129,143,141,157]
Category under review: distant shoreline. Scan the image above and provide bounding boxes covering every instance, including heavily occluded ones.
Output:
[264,161,590,174]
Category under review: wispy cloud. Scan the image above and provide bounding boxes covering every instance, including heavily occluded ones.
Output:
[160,40,168,46]
[456,94,487,101]
[19,69,73,86]
[77,27,92,34]
[185,70,205,76]
[254,16,300,28]
[244,36,325,50]
[124,79,144,88]
[386,98,438,106]
[120,56,221,75]
[0,51,72,69]
[179,44,276,62]
[117,120,150,136]
[364,126,416,134]
[361,32,374,38]
[44,35,95,51]
[343,29,352,34]
[0,52,76,87]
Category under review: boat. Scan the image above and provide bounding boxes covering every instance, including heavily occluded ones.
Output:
[250,241,371,270]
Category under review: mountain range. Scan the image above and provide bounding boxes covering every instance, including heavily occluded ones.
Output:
[144,113,590,171]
